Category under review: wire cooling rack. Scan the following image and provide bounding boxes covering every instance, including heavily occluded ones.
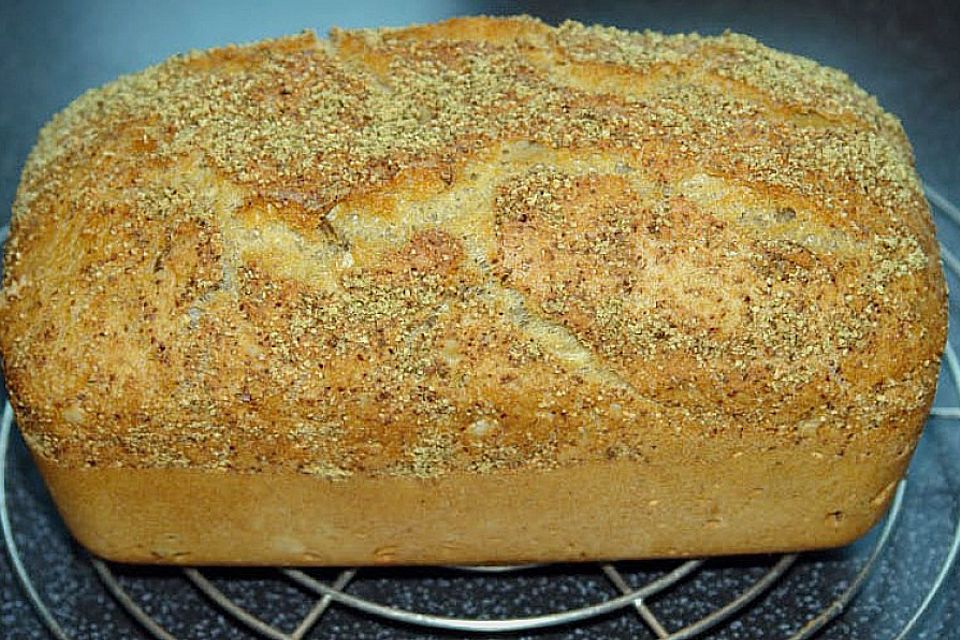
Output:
[2,186,960,639]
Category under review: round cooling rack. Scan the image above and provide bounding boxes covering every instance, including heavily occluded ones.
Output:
[2,186,960,640]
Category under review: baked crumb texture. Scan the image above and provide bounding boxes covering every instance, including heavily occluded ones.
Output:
[0,16,946,479]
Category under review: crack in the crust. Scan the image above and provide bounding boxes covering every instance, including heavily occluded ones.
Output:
[322,35,396,95]
[482,280,641,395]
[520,44,878,137]
[322,142,660,270]
[330,26,862,136]
[316,216,348,250]
[676,173,863,255]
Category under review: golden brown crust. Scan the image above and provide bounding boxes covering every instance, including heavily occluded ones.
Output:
[36,428,911,565]
[0,16,946,485]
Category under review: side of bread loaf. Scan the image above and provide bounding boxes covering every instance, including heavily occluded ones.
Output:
[0,16,946,564]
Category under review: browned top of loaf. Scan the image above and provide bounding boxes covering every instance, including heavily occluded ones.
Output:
[0,16,946,477]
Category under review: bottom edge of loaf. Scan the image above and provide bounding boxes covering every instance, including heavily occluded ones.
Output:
[31,445,905,566]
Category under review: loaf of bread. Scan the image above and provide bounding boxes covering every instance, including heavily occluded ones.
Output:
[0,16,946,565]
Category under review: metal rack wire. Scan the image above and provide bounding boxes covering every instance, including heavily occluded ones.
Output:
[2,184,960,639]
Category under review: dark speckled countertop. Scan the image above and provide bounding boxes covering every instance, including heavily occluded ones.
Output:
[2,1,959,638]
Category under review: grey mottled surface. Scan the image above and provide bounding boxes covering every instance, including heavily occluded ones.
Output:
[2,1,959,638]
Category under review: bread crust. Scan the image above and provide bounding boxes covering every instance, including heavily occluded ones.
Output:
[37,428,909,565]
[0,16,946,563]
